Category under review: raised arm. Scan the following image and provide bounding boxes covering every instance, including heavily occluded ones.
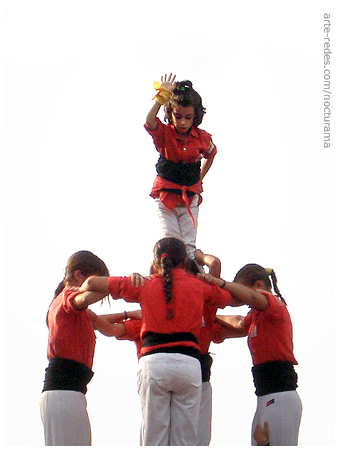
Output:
[194,249,221,278]
[145,73,176,131]
[73,291,108,310]
[79,276,110,294]
[197,274,268,310]
[72,276,110,310]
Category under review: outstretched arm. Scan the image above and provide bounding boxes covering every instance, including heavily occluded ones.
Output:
[197,274,268,310]
[145,73,176,131]
[87,310,127,337]
[214,315,247,338]
[99,309,142,324]
[73,290,108,310]
[72,276,110,310]
[79,276,110,294]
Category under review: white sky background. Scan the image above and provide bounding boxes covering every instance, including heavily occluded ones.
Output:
[4,0,338,449]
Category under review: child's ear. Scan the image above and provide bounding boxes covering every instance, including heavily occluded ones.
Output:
[254,280,266,290]
[74,269,86,286]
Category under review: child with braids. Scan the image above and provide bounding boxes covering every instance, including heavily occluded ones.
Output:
[77,237,231,446]
[198,264,302,446]
[145,74,217,259]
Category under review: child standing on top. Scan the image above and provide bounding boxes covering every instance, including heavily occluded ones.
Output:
[145,73,217,259]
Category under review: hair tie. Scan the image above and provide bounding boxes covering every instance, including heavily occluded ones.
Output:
[265,268,273,276]
[161,253,170,259]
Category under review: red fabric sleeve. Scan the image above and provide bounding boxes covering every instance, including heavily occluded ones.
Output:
[144,118,164,151]
[117,319,142,341]
[62,287,84,313]
[107,276,142,302]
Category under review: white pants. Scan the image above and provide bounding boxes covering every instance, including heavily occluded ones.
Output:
[138,353,202,446]
[251,390,302,446]
[40,390,91,446]
[197,381,212,446]
[156,196,199,259]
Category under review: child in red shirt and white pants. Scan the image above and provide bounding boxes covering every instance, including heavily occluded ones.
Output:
[78,237,232,446]
[145,74,217,259]
[198,264,302,446]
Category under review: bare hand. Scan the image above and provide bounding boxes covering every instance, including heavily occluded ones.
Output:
[196,272,214,284]
[253,421,269,445]
[128,273,150,287]
[87,309,99,329]
[128,309,142,320]
[160,73,176,92]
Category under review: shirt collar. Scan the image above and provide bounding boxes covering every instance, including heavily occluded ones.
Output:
[171,124,199,139]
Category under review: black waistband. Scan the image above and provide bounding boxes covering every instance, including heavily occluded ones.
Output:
[142,331,198,347]
[156,156,201,186]
[251,361,298,396]
[199,353,213,382]
[140,345,200,361]
[42,357,94,395]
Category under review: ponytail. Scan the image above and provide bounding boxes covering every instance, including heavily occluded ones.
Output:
[54,280,65,298]
[235,264,286,304]
[160,253,175,319]
[153,237,187,320]
[266,268,286,304]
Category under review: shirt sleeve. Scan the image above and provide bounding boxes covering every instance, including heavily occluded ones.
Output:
[117,319,142,341]
[107,276,142,303]
[144,117,165,152]
[204,281,231,308]
[202,139,217,159]
[62,287,84,313]
[197,128,217,159]
[260,292,282,321]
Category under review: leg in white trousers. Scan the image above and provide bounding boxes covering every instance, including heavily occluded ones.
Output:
[197,381,212,446]
[138,353,202,446]
[155,196,199,259]
[40,390,91,446]
[251,390,302,446]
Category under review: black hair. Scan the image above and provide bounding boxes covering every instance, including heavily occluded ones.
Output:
[153,237,187,319]
[234,264,286,304]
[184,258,200,276]
[164,80,206,127]
[54,251,109,298]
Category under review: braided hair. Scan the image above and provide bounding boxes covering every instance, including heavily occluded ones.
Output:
[164,80,206,127]
[153,237,187,319]
[234,264,286,304]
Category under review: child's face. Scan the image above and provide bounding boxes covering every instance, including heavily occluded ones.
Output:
[171,103,195,136]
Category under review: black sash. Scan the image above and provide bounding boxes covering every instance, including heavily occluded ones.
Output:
[42,357,94,395]
[156,156,201,186]
[142,331,198,347]
[199,353,213,382]
[141,332,200,360]
[251,361,298,396]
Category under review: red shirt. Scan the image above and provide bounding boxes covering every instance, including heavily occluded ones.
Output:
[198,294,231,354]
[211,322,224,344]
[107,269,230,356]
[243,292,298,366]
[145,118,217,209]
[117,319,143,359]
[46,287,96,369]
